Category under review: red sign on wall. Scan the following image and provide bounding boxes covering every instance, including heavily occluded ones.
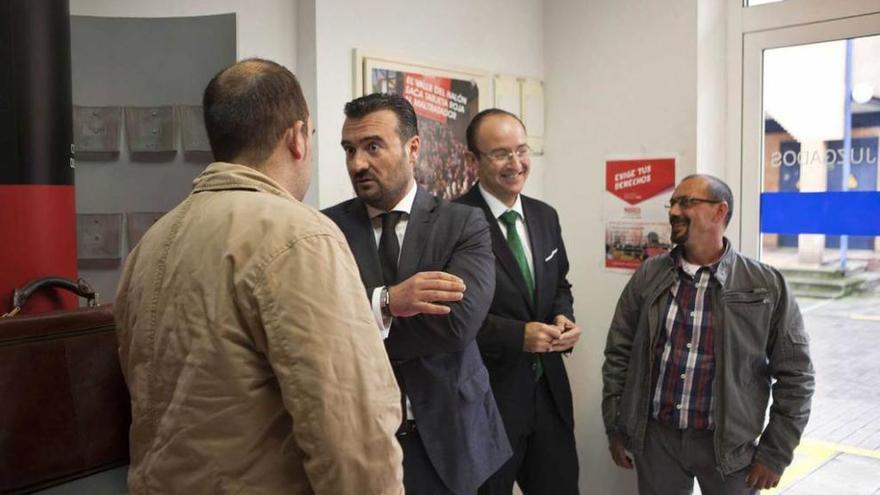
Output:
[402,74,452,124]
[606,158,676,205]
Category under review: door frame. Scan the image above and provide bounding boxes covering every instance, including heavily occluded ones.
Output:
[725,0,880,258]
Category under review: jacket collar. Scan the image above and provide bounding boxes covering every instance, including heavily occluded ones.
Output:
[341,186,439,284]
[668,238,734,286]
[461,184,537,313]
[397,187,439,279]
[191,162,296,201]
[477,182,525,221]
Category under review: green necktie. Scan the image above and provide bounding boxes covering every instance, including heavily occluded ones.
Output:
[500,210,543,380]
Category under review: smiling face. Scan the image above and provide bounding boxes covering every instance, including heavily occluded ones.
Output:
[668,177,726,247]
[471,114,530,207]
[341,109,419,210]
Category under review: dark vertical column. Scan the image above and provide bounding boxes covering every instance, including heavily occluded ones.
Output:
[0,0,77,314]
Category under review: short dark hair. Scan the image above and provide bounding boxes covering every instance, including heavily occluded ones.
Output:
[683,173,734,226]
[466,108,527,154]
[203,58,308,164]
[343,93,419,142]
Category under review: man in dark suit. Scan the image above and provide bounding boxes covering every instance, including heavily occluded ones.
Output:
[323,94,512,495]
[456,109,581,494]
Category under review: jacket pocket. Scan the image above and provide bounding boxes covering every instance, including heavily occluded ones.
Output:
[722,288,770,305]
[722,291,773,356]
[788,329,810,345]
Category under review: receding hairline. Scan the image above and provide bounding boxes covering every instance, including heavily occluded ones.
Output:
[202,58,310,164]
[216,60,307,108]
[474,112,525,145]
[681,174,725,196]
[483,111,524,129]
[343,108,410,143]
[215,60,267,86]
[679,173,734,226]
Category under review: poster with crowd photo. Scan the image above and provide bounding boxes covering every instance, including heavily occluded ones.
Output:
[360,53,489,200]
[604,157,676,271]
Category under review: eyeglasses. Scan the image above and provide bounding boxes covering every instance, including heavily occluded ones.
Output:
[478,145,531,164]
[664,196,722,209]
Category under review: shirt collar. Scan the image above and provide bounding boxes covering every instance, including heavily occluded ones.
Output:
[192,162,294,200]
[365,180,417,220]
[478,182,524,221]
[671,238,730,280]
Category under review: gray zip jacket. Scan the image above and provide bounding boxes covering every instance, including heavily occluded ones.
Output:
[602,240,814,474]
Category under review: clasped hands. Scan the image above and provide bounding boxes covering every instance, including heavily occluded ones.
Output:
[384,271,582,355]
[523,315,581,353]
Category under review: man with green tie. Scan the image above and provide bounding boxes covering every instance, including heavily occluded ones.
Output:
[456,109,581,494]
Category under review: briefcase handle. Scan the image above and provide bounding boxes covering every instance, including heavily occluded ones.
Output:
[2,277,99,318]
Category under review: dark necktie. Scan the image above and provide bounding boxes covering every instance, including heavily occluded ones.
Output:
[500,210,543,380]
[378,211,408,425]
[378,211,403,286]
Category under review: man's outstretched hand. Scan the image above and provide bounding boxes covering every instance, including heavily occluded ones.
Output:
[388,271,465,317]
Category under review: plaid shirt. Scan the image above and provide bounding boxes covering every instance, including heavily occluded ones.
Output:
[651,254,718,430]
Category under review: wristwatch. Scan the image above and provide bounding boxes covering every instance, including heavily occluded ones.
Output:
[380,286,392,319]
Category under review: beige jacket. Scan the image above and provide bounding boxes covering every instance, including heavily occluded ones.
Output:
[115,163,403,495]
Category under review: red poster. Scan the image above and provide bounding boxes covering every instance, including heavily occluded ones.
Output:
[604,157,676,270]
[403,74,452,124]
[606,158,676,205]
[371,68,480,199]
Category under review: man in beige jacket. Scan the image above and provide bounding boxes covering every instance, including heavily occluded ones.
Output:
[114,59,404,494]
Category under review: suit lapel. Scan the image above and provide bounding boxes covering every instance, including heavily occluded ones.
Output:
[398,187,436,279]
[522,196,545,314]
[345,199,384,289]
[463,187,535,313]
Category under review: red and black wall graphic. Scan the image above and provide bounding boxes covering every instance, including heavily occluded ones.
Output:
[1,0,78,314]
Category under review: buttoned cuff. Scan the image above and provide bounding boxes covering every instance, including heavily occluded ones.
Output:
[370,287,392,339]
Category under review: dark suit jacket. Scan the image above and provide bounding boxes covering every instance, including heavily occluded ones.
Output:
[455,186,576,442]
[323,187,512,494]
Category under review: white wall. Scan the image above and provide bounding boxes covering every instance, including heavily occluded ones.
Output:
[70,0,547,209]
[62,2,733,493]
[543,1,700,493]
[698,0,729,178]
[310,0,545,208]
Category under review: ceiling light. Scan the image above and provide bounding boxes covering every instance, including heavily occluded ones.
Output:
[852,82,874,104]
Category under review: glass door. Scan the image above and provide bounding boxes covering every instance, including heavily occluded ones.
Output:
[740,12,880,494]
[759,35,880,271]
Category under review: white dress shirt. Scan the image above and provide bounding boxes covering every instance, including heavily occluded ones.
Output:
[366,180,417,338]
[366,180,417,420]
[478,183,535,279]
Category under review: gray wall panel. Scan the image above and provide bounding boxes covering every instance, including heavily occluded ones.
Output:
[71,14,236,303]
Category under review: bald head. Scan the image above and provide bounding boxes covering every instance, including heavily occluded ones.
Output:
[680,174,734,226]
[203,58,309,165]
[466,108,526,155]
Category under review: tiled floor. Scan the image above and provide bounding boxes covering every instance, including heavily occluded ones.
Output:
[777,453,880,494]
[34,293,880,494]
[769,293,880,494]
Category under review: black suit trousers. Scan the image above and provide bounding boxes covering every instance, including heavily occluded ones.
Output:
[478,376,579,495]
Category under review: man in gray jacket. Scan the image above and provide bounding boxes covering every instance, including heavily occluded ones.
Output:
[602,174,814,494]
